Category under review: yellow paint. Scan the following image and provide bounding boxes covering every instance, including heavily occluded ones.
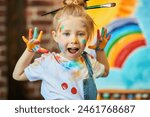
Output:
[108,34,144,67]
[87,0,120,29]
[86,0,137,42]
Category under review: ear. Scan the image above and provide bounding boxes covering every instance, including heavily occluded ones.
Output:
[51,30,58,42]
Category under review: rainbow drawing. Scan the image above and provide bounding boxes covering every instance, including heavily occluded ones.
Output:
[105,18,147,68]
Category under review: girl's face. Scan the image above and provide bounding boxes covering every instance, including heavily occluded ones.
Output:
[52,16,88,60]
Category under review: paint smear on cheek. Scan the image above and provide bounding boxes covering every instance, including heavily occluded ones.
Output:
[82,39,87,45]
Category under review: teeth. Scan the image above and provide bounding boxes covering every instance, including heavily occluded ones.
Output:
[68,48,79,54]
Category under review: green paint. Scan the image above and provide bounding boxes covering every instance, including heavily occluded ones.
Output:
[82,39,87,44]
[101,27,104,38]
[106,31,142,57]
[61,25,65,30]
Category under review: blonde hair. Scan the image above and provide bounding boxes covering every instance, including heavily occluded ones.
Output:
[63,0,86,7]
[53,0,94,41]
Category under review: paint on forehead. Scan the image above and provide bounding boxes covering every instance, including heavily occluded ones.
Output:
[57,23,64,33]
[60,25,65,30]
[82,39,87,44]
[59,25,65,33]
[56,23,61,32]
[57,18,65,30]
[58,18,62,22]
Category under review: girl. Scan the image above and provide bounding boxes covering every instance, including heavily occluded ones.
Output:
[13,0,110,100]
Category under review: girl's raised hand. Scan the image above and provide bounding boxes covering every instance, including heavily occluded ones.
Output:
[88,27,111,51]
[22,27,49,53]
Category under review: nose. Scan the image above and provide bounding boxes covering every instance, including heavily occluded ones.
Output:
[71,37,79,44]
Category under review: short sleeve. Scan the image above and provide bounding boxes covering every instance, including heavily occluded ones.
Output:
[88,54,105,78]
[24,53,50,81]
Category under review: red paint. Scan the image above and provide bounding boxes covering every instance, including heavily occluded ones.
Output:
[71,87,77,94]
[115,39,146,68]
[97,29,101,39]
[61,82,68,90]
[38,48,49,53]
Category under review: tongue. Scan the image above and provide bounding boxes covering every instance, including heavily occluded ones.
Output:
[69,49,77,54]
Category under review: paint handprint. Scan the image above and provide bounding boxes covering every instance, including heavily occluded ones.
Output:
[22,27,49,53]
[88,27,111,51]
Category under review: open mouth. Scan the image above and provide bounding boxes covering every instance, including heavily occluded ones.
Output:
[67,47,79,54]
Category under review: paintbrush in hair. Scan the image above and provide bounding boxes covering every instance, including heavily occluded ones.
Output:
[41,3,116,16]
[86,3,116,10]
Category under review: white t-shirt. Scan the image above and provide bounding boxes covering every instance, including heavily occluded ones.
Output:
[24,52,105,100]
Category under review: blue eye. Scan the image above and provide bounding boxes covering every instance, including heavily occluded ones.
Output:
[78,32,85,37]
[63,32,70,36]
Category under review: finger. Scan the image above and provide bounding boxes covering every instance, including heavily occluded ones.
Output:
[88,45,97,50]
[107,35,111,41]
[97,29,101,40]
[37,31,43,42]
[37,47,49,53]
[33,27,38,39]
[22,36,28,44]
[103,28,107,39]
[101,27,105,38]
[29,28,33,40]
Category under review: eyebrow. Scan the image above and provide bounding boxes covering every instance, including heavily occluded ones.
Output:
[62,29,86,33]
[62,29,70,32]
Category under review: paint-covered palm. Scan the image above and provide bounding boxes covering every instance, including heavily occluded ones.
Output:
[88,27,111,51]
[22,27,49,53]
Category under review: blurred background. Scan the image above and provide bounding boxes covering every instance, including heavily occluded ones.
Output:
[0,0,150,100]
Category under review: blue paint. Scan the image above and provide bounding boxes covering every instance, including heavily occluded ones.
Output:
[33,27,38,39]
[135,0,150,45]
[63,61,82,70]
[95,1,150,91]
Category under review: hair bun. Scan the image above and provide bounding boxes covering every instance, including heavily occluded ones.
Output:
[63,0,86,7]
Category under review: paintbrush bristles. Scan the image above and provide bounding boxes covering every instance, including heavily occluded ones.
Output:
[111,3,116,7]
